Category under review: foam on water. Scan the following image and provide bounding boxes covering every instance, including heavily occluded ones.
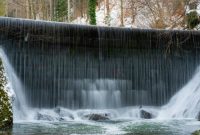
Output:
[13,106,159,123]
[158,67,200,119]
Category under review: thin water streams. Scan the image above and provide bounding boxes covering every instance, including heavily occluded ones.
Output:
[0,17,200,134]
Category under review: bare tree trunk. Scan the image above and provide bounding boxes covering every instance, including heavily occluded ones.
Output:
[80,0,83,17]
[26,0,29,18]
[27,0,32,19]
[31,0,36,19]
[120,0,124,26]
[106,0,109,16]
[5,0,8,16]
[50,0,55,21]
[41,0,47,20]
[68,0,71,22]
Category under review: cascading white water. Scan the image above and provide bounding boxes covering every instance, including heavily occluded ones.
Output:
[158,67,200,119]
[0,48,28,121]
[80,79,122,108]
[1,17,200,122]
[1,43,200,121]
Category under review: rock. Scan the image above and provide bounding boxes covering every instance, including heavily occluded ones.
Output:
[58,117,65,121]
[36,113,54,121]
[54,107,74,120]
[54,107,61,114]
[197,112,200,121]
[192,130,200,135]
[140,110,153,119]
[0,59,13,129]
[85,113,109,121]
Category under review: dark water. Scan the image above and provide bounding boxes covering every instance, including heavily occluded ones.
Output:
[1,119,200,135]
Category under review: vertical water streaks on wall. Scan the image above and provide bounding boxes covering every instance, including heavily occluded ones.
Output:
[0,17,200,109]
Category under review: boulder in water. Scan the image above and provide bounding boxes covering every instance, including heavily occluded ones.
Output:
[54,107,74,120]
[58,117,65,121]
[36,113,54,121]
[54,107,61,114]
[85,113,109,121]
[140,110,153,119]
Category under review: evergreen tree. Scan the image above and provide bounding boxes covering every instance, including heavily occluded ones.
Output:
[54,0,68,22]
[187,11,199,29]
[88,0,96,25]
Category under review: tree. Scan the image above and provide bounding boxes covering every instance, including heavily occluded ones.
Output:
[88,0,96,25]
[120,0,124,26]
[140,0,186,29]
[126,0,143,25]
[104,0,111,26]
[54,0,67,22]
[0,0,6,16]
[187,11,199,29]
[68,0,71,22]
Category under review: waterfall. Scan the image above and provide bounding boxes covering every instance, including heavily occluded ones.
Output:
[0,17,200,121]
[158,67,200,119]
[0,48,28,121]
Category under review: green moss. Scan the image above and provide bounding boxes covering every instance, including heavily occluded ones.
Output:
[0,59,13,130]
[193,130,200,135]
[187,11,200,29]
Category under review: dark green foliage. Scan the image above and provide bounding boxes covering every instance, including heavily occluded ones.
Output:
[88,0,96,25]
[187,11,200,29]
[192,130,200,135]
[0,59,13,130]
[54,0,68,22]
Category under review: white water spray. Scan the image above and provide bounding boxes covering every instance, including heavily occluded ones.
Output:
[158,67,200,119]
[0,48,28,121]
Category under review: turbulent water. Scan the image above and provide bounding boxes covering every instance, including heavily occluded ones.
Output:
[158,67,200,119]
[2,119,199,135]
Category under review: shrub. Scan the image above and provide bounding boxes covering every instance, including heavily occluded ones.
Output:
[187,11,200,29]
[88,0,96,25]
[0,59,13,130]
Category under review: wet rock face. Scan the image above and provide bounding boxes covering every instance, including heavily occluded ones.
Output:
[0,59,13,129]
[85,113,109,121]
[140,110,153,119]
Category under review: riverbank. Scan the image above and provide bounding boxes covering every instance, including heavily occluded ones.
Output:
[193,130,200,135]
[0,59,13,129]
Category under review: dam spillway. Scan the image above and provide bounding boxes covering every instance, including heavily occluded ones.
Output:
[0,17,200,110]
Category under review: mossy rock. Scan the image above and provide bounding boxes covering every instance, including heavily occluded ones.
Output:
[0,59,13,130]
[192,130,200,135]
